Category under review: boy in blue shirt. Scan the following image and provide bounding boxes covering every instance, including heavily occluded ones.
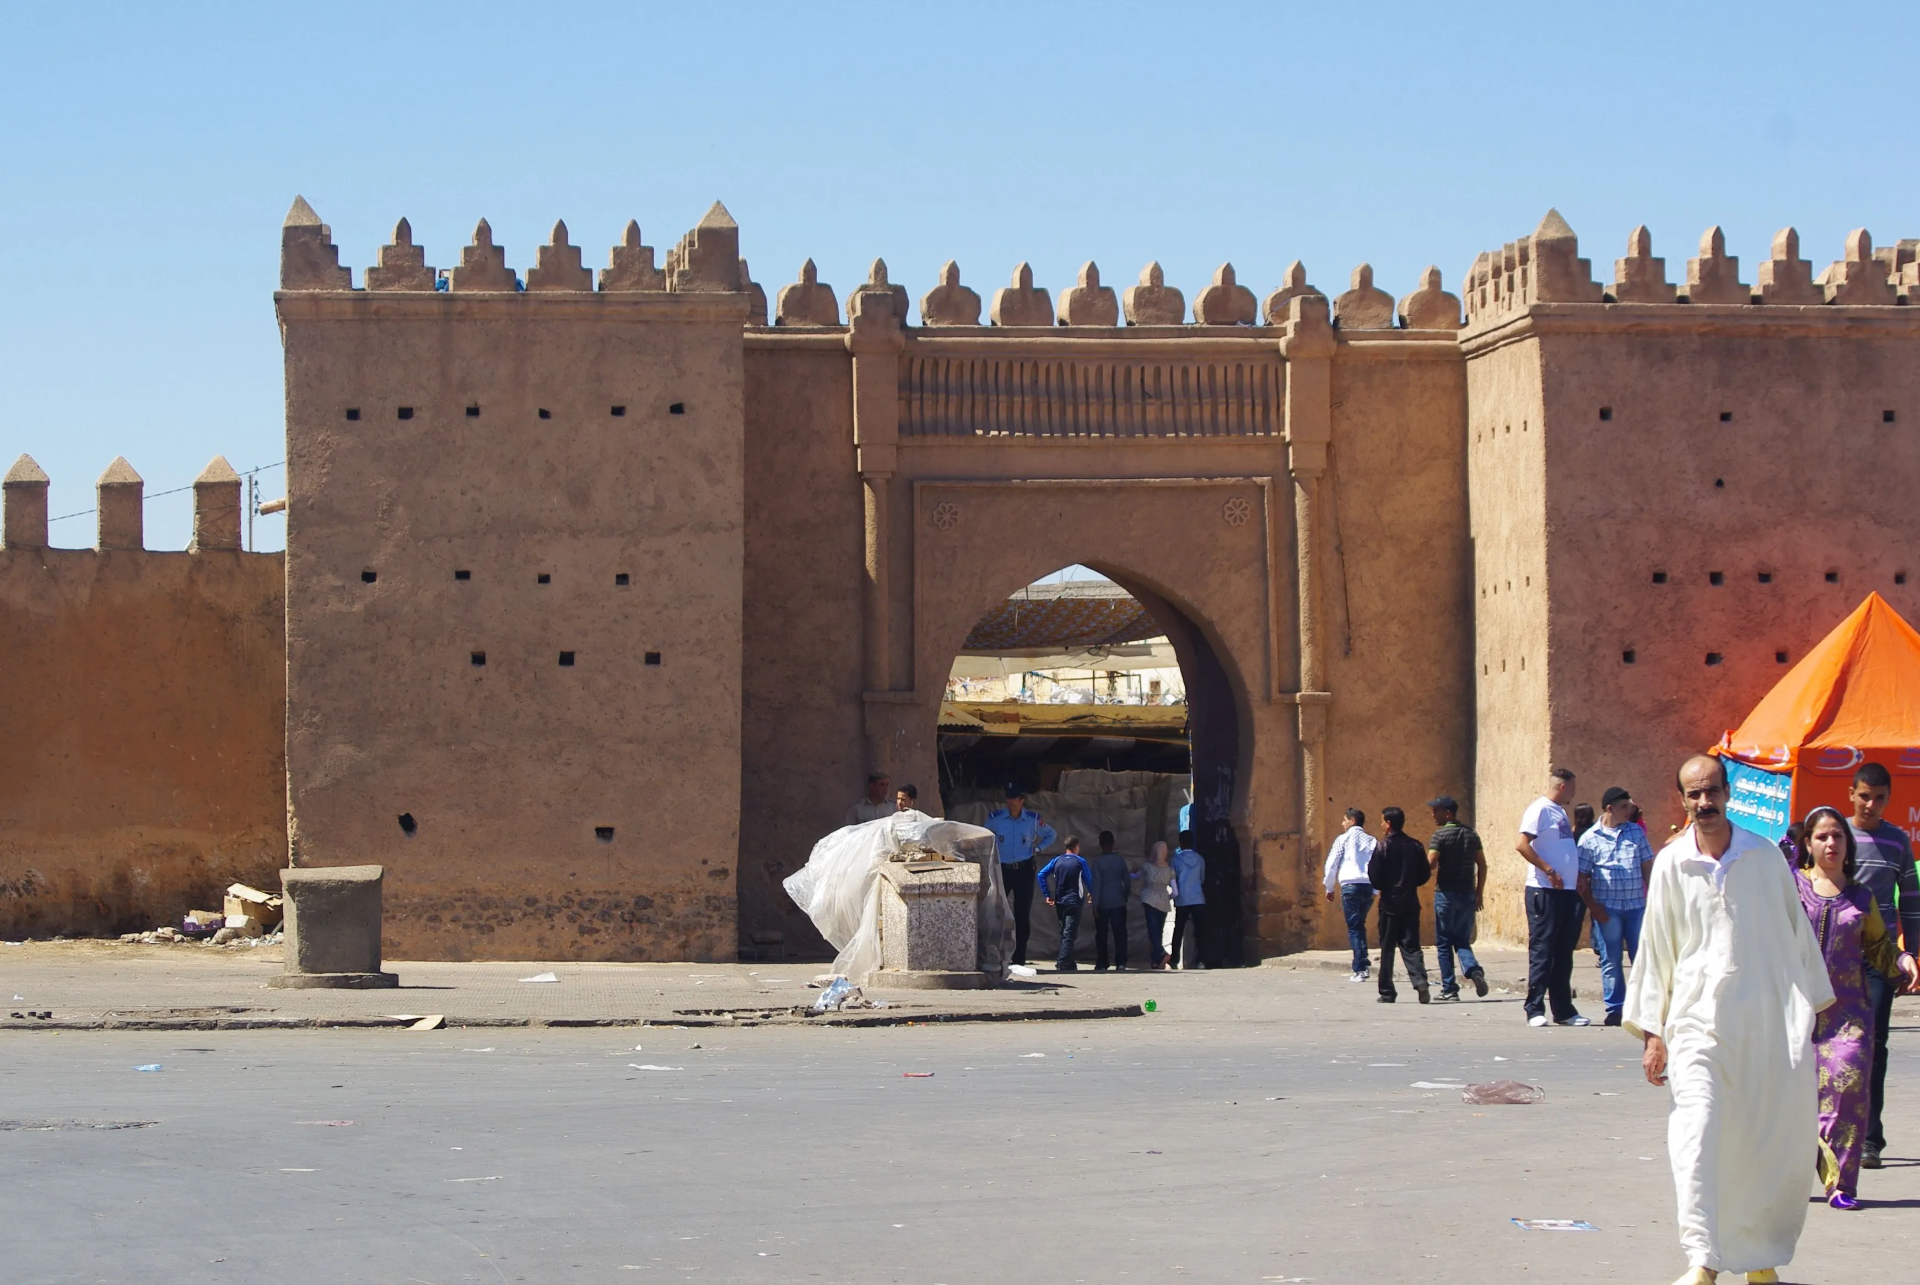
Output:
[1037,837,1091,972]
[1169,830,1207,970]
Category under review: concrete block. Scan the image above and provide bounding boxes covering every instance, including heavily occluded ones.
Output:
[877,860,980,975]
[270,864,398,988]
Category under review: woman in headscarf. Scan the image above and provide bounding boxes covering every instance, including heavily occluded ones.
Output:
[1793,806,1918,1208]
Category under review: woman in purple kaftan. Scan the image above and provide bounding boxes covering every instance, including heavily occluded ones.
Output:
[1793,807,1918,1208]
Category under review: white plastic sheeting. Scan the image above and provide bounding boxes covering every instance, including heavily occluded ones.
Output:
[783,811,1011,985]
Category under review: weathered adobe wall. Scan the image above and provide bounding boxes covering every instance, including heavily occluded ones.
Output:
[0,467,285,938]
[737,340,860,958]
[279,210,750,961]
[1309,337,1473,949]
[1541,314,1920,846]
[1463,333,1552,943]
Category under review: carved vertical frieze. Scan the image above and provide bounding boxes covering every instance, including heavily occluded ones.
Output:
[3,454,50,550]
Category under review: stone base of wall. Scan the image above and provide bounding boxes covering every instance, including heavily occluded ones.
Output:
[0,825,286,939]
[382,886,737,962]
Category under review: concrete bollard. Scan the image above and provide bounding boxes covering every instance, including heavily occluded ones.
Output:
[267,864,399,988]
[872,860,992,989]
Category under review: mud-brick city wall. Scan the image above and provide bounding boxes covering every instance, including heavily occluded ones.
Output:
[0,547,286,937]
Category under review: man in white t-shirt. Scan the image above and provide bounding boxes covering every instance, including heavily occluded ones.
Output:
[1516,766,1590,1028]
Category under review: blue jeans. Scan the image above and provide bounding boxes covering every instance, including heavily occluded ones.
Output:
[1589,903,1644,1014]
[1339,883,1374,973]
[1054,901,1083,968]
[1142,905,1168,966]
[1433,890,1480,994]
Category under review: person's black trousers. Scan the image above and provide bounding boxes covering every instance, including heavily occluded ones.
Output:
[1867,966,1896,1150]
[1004,859,1036,964]
[1094,906,1128,970]
[1172,904,1205,967]
[1524,886,1586,1021]
[1376,903,1429,1000]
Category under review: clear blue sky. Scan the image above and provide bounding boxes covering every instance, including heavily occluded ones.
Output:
[2,2,1911,553]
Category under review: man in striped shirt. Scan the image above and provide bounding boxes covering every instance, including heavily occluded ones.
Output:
[1845,762,1920,1169]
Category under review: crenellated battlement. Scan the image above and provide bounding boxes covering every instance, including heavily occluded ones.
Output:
[1464,211,1920,325]
[1,454,253,553]
[280,197,1468,333]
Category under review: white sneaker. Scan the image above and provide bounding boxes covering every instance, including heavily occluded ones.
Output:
[1557,1015,1592,1027]
[1528,1014,1550,1028]
[1349,971,1366,982]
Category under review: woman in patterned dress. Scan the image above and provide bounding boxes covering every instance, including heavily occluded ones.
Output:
[1794,806,1918,1208]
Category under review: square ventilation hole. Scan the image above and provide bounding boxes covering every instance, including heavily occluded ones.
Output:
[537,573,551,585]
[615,573,630,586]
[361,569,377,584]
[1622,649,1636,664]
[1898,572,1909,585]
[397,406,414,420]
[558,651,576,667]
[1826,571,1840,583]
[466,405,481,418]
[610,405,626,417]
[1651,571,1668,584]
[398,813,417,836]
[1757,572,1773,584]
[1714,478,1725,488]
[669,402,686,415]
[644,651,662,666]
[1705,652,1724,666]
[594,826,615,843]
[345,408,361,421]
[1885,410,1897,423]
[1709,571,1724,586]
[1719,411,1732,422]
[1776,651,1789,663]
[1598,406,1613,421]
[470,651,486,666]
[538,408,551,420]
[454,569,471,581]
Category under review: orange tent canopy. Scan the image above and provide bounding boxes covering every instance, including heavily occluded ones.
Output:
[1720,593,1920,768]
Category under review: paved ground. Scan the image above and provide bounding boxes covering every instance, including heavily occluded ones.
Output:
[3,960,1914,1284]
[0,940,1578,1029]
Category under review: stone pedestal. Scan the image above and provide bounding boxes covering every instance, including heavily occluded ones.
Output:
[268,864,399,989]
[874,859,983,986]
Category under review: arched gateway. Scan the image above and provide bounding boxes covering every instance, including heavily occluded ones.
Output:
[275,204,1469,962]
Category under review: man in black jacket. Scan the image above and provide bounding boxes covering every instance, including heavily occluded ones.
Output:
[1368,806,1432,1004]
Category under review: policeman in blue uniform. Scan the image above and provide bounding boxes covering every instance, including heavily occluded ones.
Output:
[984,784,1057,965]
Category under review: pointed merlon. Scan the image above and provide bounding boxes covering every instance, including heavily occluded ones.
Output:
[1534,208,1577,242]
[990,262,1053,326]
[527,218,591,291]
[700,201,737,229]
[869,258,891,286]
[98,456,143,486]
[1142,262,1165,288]
[1261,260,1322,326]
[1823,228,1896,304]
[846,258,909,325]
[940,260,962,287]
[552,220,572,245]
[801,258,819,285]
[1058,260,1118,326]
[1774,228,1801,259]
[1845,229,1873,262]
[1757,227,1820,305]
[1333,263,1395,328]
[1014,262,1034,288]
[1701,226,1726,257]
[5,453,49,485]
[284,195,323,228]
[473,219,496,246]
[1195,262,1257,325]
[775,258,839,326]
[394,217,415,246]
[194,455,241,485]
[1397,265,1463,330]
[921,260,983,326]
[451,218,517,291]
[1122,260,1185,326]
[622,220,643,248]
[1610,226,1674,304]
[1684,225,1749,305]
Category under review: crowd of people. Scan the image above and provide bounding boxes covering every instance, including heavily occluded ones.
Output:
[1326,756,1920,1282]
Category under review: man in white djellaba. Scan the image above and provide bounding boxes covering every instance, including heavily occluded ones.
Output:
[1625,755,1835,1285]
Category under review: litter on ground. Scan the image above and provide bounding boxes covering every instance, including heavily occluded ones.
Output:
[518,972,559,983]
